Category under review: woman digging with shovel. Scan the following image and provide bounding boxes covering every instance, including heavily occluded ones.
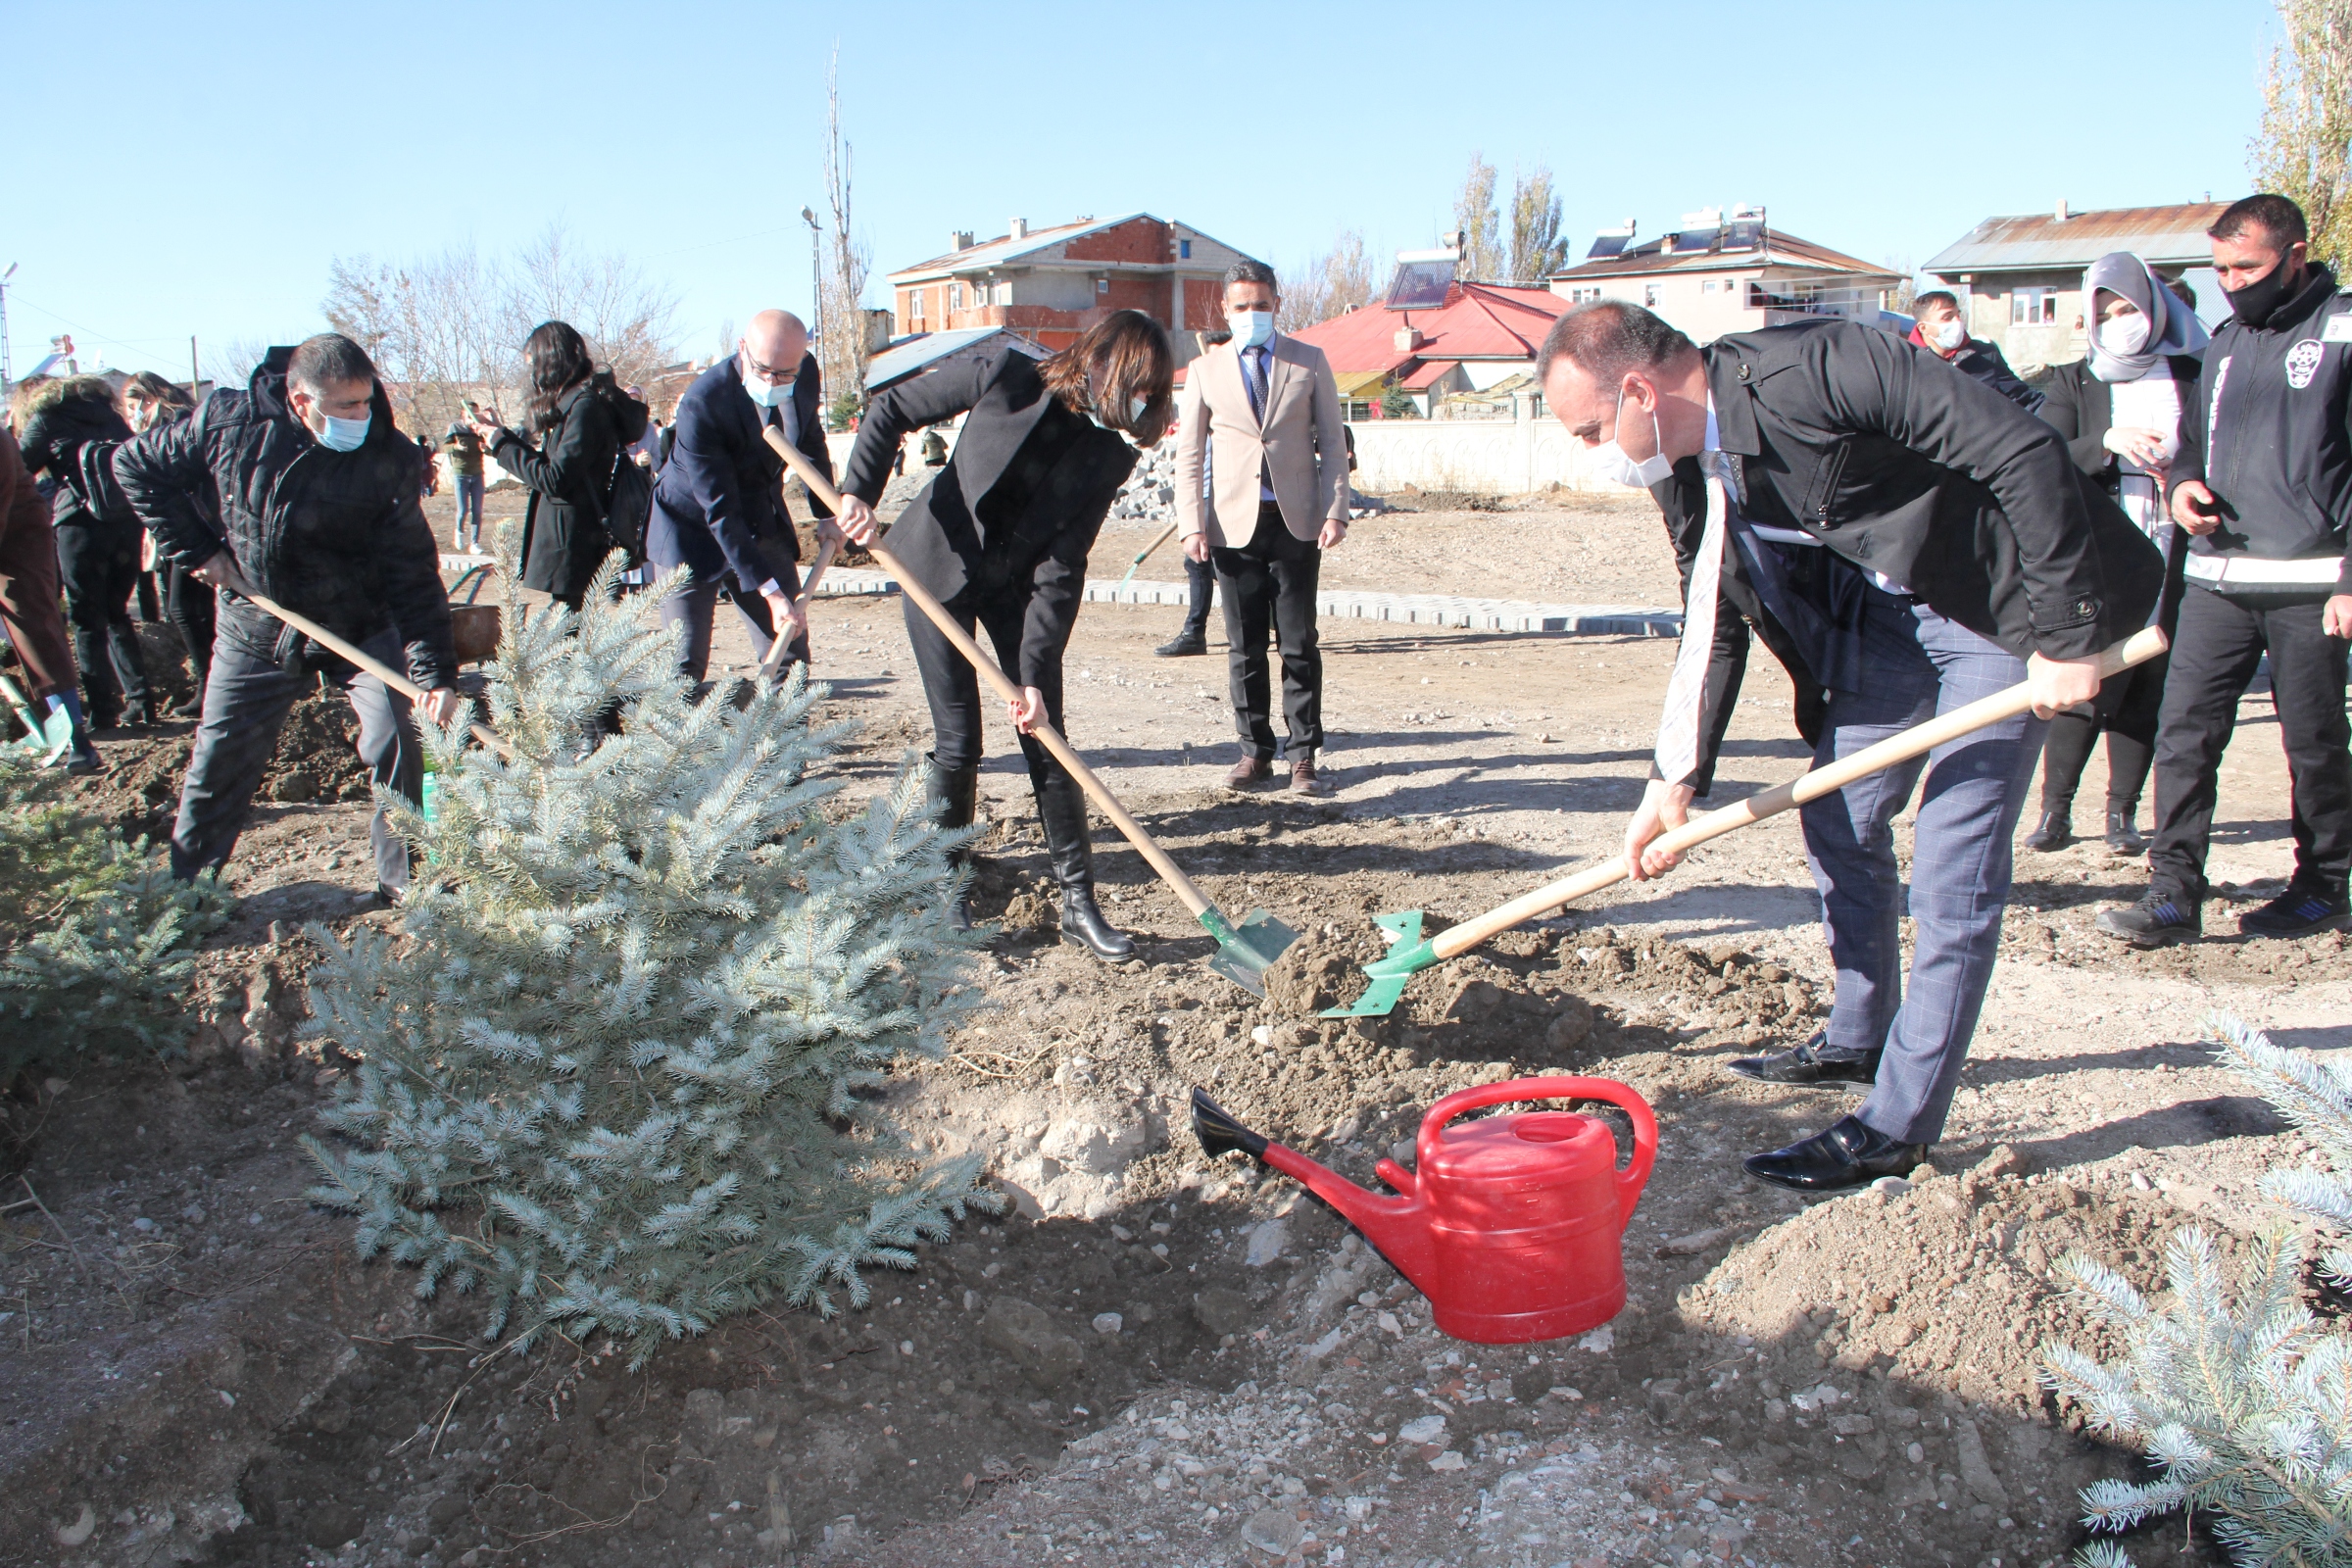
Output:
[823,310,1175,960]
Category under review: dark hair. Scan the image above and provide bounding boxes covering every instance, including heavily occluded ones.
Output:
[1037,310,1176,446]
[2168,274,2198,310]
[2210,193,2308,248]
[1223,259,1279,294]
[522,320,595,433]
[287,333,377,395]
[1537,301,1696,388]
[1912,290,1961,317]
[122,369,195,416]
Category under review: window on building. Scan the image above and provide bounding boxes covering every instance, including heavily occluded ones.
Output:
[909,290,924,323]
[1179,239,1192,259]
[949,283,961,310]
[1702,279,1720,294]
[2011,287,2057,326]
[1097,278,1108,294]
[1566,285,1602,304]
[993,282,1010,306]
[1644,284,1662,308]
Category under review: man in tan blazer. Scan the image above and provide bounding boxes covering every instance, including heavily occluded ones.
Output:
[1175,259,1350,795]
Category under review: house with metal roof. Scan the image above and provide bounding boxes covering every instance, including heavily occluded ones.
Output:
[1545,206,1902,344]
[886,214,1256,361]
[1923,200,2230,372]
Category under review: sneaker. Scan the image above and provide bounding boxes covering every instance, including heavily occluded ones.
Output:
[2238,884,2352,938]
[2094,890,2201,948]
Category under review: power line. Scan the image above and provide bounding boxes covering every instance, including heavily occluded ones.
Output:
[9,293,195,368]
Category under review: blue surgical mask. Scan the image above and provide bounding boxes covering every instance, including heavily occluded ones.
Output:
[318,411,370,452]
[745,374,794,410]
[1231,310,1274,349]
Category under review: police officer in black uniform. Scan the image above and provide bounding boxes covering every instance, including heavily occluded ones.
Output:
[2097,194,2352,946]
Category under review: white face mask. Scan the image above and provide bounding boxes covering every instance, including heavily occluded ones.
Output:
[1592,383,1674,489]
[2099,313,2150,357]
[1230,309,1274,348]
[1929,318,1966,352]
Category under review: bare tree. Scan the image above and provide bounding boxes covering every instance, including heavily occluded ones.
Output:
[817,45,872,425]
[2254,0,2352,271]
[1506,167,1569,283]
[505,222,679,388]
[321,229,677,439]
[1277,230,1378,331]
[1452,153,1503,279]
[199,336,275,391]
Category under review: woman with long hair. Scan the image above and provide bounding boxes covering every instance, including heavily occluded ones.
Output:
[829,310,1176,958]
[121,370,214,714]
[467,321,647,611]
[2026,254,2208,855]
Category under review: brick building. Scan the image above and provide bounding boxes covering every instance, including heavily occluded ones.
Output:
[886,214,1255,362]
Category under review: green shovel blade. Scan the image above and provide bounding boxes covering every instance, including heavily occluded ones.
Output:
[1200,906,1300,997]
[1322,910,1436,1017]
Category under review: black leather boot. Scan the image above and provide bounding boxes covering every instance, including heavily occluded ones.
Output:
[924,755,979,932]
[2104,801,2146,857]
[2022,807,2073,852]
[1034,770,1134,961]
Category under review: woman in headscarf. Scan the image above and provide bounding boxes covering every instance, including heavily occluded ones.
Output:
[2026,252,2209,855]
[825,310,1175,959]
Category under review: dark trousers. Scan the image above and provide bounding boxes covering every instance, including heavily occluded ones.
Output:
[2148,586,2352,902]
[1212,502,1321,761]
[2038,649,2169,813]
[1804,591,2045,1148]
[165,561,218,692]
[903,590,1063,786]
[657,537,807,683]
[171,624,423,892]
[1180,552,1216,641]
[55,521,150,718]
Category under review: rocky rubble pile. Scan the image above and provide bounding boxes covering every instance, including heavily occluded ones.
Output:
[1108,443,1179,524]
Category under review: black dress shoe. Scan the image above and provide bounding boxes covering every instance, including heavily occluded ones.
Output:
[1726,1030,1878,1092]
[1154,633,1207,657]
[1743,1115,1924,1194]
[2104,807,2145,857]
[2021,808,2072,852]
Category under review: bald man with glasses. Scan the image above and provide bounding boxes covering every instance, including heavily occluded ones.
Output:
[647,310,835,684]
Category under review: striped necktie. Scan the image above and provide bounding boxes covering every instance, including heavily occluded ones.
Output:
[1242,346,1268,422]
[1651,456,1736,789]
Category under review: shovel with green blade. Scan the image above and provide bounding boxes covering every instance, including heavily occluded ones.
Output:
[0,672,74,765]
[1326,625,2171,1018]
[759,426,1299,995]
[1114,521,1179,592]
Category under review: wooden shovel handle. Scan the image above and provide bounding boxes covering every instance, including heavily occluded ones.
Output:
[221,566,514,760]
[758,532,839,680]
[760,425,1215,918]
[1428,625,2171,961]
[1131,521,1178,566]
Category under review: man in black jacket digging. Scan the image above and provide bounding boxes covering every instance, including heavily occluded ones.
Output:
[1541,303,2163,1192]
[2097,194,2352,946]
[114,334,463,900]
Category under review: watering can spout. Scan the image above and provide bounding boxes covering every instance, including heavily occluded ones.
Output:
[1189,1090,1437,1287]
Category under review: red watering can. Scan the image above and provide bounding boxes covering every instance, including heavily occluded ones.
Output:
[1192,1077,1657,1345]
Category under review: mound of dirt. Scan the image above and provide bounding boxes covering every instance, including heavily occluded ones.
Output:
[72,687,372,840]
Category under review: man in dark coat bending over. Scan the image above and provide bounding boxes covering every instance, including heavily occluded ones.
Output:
[114,333,462,901]
[1540,302,2163,1192]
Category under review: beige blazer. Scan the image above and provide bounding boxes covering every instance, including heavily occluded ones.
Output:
[1174,334,1348,547]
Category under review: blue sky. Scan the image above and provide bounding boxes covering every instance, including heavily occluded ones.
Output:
[2,0,2278,382]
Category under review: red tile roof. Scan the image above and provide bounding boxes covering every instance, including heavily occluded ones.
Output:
[1286,282,1568,379]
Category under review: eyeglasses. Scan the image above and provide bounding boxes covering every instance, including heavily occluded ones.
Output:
[744,352,798,385]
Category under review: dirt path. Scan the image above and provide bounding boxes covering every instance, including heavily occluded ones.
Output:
[2,501,2329,1568]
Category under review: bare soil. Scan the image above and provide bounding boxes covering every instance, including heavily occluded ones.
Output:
[4,500,2337,1568]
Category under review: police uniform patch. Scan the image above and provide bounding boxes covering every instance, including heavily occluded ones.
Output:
[2324,313,2352,343]
[2287,339,2326,388]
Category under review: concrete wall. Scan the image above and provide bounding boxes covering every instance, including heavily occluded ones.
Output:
[1346,401,1633,496]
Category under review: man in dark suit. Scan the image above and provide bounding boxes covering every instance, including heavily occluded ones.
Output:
[648,309,834,682]
[1540,302,2163,1194]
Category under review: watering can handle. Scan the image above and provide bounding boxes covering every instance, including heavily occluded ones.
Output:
[1417,1075,1658,1226]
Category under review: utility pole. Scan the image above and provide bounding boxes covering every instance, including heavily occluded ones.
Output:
[0,263,17,392]
[803,206,822,347]
[189,335,199,391]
